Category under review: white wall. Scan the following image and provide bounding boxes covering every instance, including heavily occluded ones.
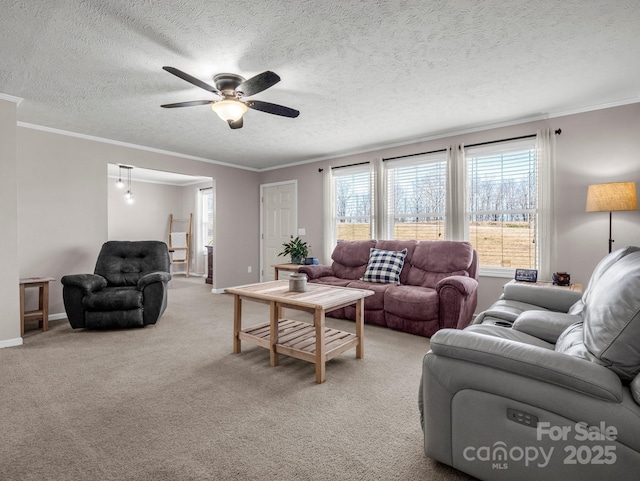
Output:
[260,103,640,313]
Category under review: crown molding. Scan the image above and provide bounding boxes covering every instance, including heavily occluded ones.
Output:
[0,92,23,104]
[14,96,640,173]
[16,122,260,172]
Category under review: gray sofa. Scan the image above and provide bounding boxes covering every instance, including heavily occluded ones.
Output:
[419,246,640,480]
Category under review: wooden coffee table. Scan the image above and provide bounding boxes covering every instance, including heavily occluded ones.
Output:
[225,280,374,383]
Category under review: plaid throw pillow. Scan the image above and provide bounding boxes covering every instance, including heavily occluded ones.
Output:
[361,248,408,284]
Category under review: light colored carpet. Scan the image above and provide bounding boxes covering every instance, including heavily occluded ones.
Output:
[1,278,475,481]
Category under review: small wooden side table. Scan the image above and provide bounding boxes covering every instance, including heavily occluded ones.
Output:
[272,263,302,280]
[19,277,55,336]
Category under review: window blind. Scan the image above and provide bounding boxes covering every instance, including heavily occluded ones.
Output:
[333,165,373,241]
[385,153,447,240]
[466,139,537,269]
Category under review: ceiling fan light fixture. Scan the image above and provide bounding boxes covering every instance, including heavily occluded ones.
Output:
[211,99,248,122]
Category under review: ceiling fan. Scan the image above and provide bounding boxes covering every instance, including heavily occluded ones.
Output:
[161,67,299,129]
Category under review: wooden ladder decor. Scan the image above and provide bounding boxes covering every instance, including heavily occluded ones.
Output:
[168,213,192,277]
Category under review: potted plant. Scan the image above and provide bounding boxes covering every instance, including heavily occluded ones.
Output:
[278,236,310,265]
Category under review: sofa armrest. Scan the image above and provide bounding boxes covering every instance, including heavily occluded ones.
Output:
[503,282,582,312]
[435,276,478,329]
[436,275,477,296]
[430,329,623,402]
[137,271,172,289]
[298,265,334,280]
[513,310,582,343]
[61,274,107,329]
[61,274,107,293]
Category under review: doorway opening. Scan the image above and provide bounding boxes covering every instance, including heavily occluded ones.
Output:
[107,164,215,285]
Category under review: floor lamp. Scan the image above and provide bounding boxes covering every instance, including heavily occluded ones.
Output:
[586,182,638,253]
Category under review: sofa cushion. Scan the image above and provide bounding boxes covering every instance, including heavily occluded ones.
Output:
[361,248,407,284]
[331,239,377,280]
[309,276,352,288]
[346,280,391,310]
[82,286,143,311]
[375,240,417,284]
[406,241,474,288]
[582,250,640,381]
[384,285,439,321]
[95,240,171,287]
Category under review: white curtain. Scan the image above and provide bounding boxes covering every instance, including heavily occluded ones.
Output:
[445,144,467,241]
[536,128,557,281]
[322,168,335,265]
[371,157,386,239]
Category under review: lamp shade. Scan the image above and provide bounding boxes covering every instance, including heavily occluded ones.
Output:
[211,100,248,122]
[586,182,638,212]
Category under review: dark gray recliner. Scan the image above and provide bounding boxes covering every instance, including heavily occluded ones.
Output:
[61,241,171,329]
[420,246,640,480]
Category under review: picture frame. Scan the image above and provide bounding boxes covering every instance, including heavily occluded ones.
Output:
[515,268,538,283]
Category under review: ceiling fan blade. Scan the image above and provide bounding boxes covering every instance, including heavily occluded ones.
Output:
[246,100,300,118]
[161,100,213,108]
[237,71,281,97]
[228,118,243,129]
[162,66,222,97]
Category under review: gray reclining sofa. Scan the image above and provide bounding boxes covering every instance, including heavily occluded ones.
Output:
[419,246,640,480]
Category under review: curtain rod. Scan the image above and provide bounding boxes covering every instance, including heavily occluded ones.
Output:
[383,147,447,162]
[381,128,562,162]
[320,129,562,170]
[465,128,561,149]
[318,161,369,173]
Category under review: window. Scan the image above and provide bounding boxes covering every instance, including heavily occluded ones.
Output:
[200,188,214,247]
[466,139,537,270]
[333,165,373,241]
[324,132,553,276]
[386,153,447,240]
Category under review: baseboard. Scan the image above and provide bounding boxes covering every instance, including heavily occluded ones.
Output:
[212,288,226,294]
[0,337,23,348]
[49,312,67,321]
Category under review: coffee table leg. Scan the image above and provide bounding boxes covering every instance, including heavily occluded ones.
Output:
[315,307,326,383]
[233,295,242,353]
[270,301,279,367]
[355,298,364,359]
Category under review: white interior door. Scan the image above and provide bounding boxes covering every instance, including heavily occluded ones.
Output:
[261,181,297,281]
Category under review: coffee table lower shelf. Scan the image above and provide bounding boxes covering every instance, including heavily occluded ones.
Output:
[239,319,359,364]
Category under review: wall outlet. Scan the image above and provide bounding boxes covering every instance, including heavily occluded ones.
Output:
[298,228,306,236]
[247,266,252,273]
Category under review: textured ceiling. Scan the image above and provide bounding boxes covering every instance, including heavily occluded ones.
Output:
[1,1,639,170]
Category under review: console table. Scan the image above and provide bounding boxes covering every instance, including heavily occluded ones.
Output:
[272,263,301,280]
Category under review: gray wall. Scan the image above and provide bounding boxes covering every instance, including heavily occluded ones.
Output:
[2,102,639,345]
[259,103,640,313]
[108,176,215,277]
[0,99,20,345]
[108,177,184,243]
[9,126,260,342]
